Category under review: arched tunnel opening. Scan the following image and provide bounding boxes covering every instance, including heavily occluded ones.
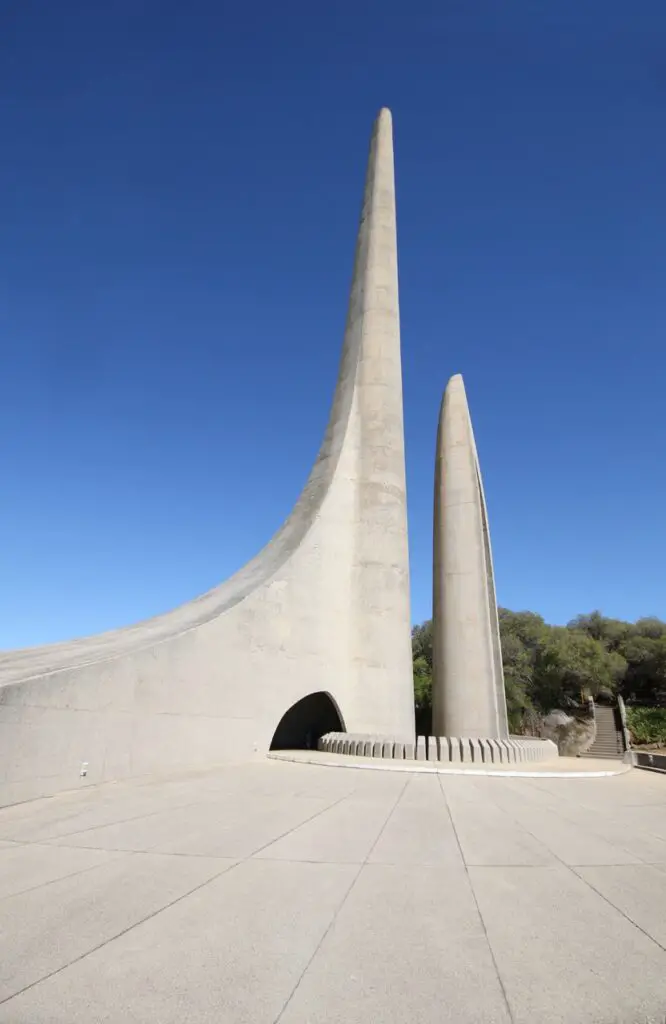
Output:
[269,691,345,751]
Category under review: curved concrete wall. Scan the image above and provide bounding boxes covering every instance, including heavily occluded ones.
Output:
[0,109,415,806]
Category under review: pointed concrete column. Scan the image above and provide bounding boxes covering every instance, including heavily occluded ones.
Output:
[343,107,414,738]
[432,375,508,739]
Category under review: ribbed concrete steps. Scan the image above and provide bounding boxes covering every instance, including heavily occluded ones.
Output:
[318,732,558,764]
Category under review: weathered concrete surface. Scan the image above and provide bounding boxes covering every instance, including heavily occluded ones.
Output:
[0,108,414,806]
[1,761,666,1023]
[432,374,508,740]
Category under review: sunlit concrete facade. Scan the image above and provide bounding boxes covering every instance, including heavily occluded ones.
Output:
[0,109,415,807]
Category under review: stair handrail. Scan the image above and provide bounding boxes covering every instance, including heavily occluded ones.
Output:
[616,695,631,753]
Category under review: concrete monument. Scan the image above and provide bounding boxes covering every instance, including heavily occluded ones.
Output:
[315,373,555,766]
[431,374,509,739]
[0,108,415,806]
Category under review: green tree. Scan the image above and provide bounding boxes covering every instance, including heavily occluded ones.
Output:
[567,611,632,651]
[412,622,433,733]
[497,610,550,728]
[619,634,666,704]
[411,620,433,670]
[411,607,666,729]
[497,629,534,730]
[635,617,666,640]
[499,609,547,649]
[531,628,620,711]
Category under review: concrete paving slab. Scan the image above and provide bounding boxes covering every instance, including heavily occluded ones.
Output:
[47,793,332,857]
[255,790,402,863]
[469,861,666,1024]
[519,775,666,862]
[368,774,463,865]
[0,851,235,1003]
[574,864,666,948]
[511,777,666,864]
[150,795,338,858]
[0,786,206,843]
[0,761,347,842]
[278,861,511,1024]
[489,780,643,865]
[0,841,124,900]
[0,760,665,1023]
[442,777,556,865]
[0,859,357,1024]
[616,804,666,845]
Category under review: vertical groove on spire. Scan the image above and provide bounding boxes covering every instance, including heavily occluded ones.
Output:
[474,456,509,738]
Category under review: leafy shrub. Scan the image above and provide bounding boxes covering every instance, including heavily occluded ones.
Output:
[626,707,666,747]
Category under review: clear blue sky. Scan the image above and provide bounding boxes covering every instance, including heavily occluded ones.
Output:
[2,0,665,648]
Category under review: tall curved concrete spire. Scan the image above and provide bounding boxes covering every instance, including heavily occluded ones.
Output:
[432,374,508,739]
[0,108,414,806]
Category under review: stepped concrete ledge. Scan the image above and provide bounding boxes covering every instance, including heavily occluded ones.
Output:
[269,750,632,777]
[318,732,558,764]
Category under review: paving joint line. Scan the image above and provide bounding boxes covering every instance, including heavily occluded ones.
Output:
[480,782,666,958]
[243,791,355,861]
[513,777,666,859]
[437,773,516,1024]
[0,850,137,906]
[0,787,357,1006]
[1,797,216,845]
[568,865,666,955]
[272,774,411,1024]
[0,857,240,1007]
[488,777,648,866]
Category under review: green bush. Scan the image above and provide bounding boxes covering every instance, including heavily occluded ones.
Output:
[626,707,666,747]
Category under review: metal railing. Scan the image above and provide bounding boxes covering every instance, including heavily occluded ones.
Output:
[630,750,666,774]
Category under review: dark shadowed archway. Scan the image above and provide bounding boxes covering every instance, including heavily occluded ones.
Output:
[269,692,345,751]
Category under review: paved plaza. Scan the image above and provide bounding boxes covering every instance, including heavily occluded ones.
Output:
[1,760,666,1023]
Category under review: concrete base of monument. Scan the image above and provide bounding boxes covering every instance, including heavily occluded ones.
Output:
[317,732,558,764]
[268,749,632,778]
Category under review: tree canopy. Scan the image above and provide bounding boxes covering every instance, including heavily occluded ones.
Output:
[412,609,666,733]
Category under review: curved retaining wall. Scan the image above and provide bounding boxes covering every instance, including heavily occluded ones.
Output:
[319,733,558,764]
